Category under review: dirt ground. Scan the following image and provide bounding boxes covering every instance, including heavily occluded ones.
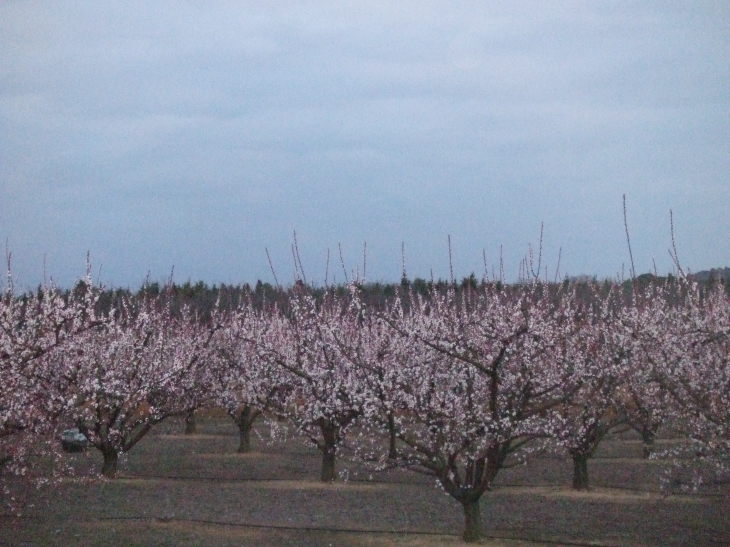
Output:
[1,417,728,546]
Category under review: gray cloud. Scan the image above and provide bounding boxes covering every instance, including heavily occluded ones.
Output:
[1,1,728,288]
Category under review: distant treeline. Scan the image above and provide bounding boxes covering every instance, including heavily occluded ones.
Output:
[51,267,730,321]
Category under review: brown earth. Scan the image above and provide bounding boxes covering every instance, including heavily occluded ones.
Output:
[0,417,728,546]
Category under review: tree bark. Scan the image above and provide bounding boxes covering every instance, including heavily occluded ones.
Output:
[387,412,397,459]
[461,497,483,542]
[237,420,252,453]
[184,410,197,435]
[229,406,260,454]
[321,447,336,482]
[320,423,338,482]
[572,452,590,490]
[101,446,119,478]
[0,454,11,472]
[641,429,655,459]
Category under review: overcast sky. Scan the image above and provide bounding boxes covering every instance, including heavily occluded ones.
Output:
[1,1,728,289]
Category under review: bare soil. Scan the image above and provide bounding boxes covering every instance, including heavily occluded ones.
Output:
[1,417,728,546]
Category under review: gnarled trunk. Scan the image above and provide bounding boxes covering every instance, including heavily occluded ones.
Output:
[184,410,197,435]
[572,452,590,490]
[229,406,260,454]
[0,454,11,472]
[319,422,338,482]
[641,429,655,459]
[101,446,119,478]
[387,412,397,459]
[237,420,252,453]
[461,497,483,542]
[321,447,336,482]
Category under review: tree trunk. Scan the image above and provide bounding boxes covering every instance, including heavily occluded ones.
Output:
[461,497,483,542]
[641,430,655,459]
[184,410,197,435]
[320,423,338,482]
[387,412,397,459]
[237,420,252,453]
[101,447,119,478]
[229,406,259,454]
[0,455,11,472]
[321,447,336,482]
[572,452,590,490]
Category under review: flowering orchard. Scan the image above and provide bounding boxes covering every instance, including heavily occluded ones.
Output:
[1,267,728,542]
[0,267,100,496]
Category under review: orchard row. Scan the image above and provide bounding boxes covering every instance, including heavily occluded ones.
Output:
[1,270,728,541]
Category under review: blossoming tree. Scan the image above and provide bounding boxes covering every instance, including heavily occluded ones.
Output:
[375,283,583,542]
[0,267,100,496]
[55,292,217,477]
[252,284,368,482]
